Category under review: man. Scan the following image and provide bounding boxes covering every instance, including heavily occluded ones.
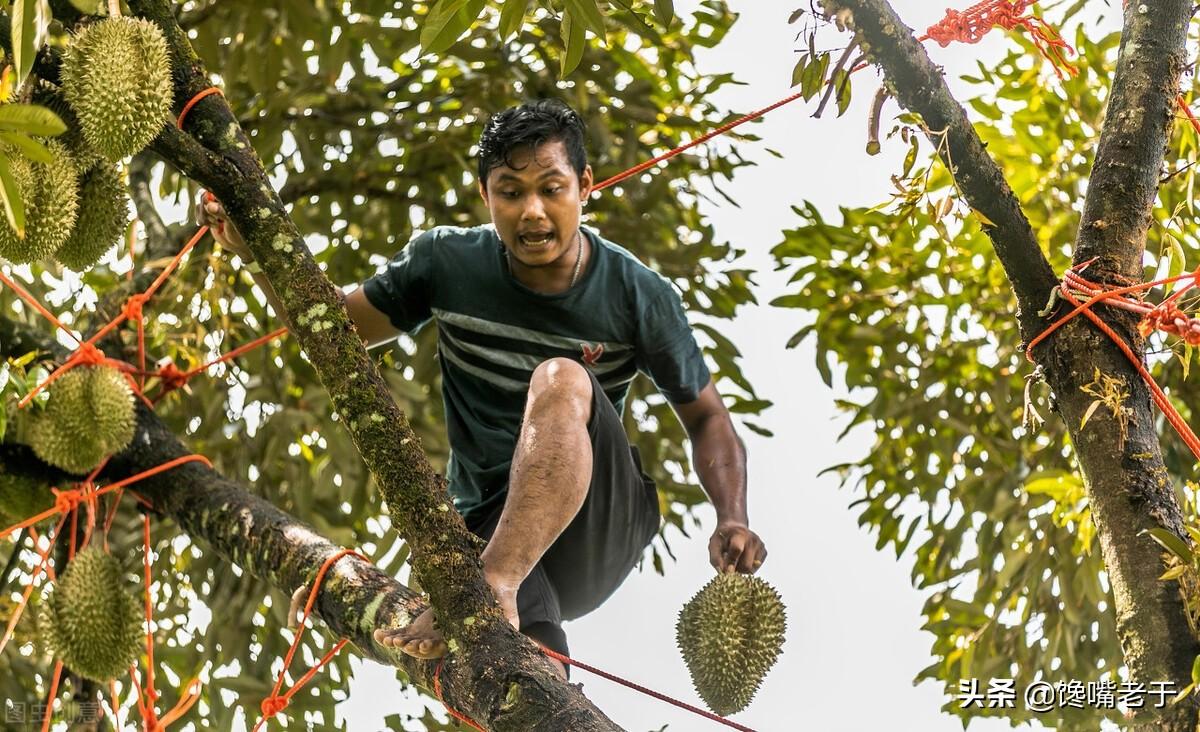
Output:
[198,99,766,678]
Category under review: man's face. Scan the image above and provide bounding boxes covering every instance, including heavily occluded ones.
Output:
[480,139,593,269]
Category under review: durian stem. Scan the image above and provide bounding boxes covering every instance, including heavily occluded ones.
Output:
[107,0,121,17]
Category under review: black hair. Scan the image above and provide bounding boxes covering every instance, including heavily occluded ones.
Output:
[477,99,588,189]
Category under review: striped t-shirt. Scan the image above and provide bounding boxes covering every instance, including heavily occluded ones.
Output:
[362,224,710,524]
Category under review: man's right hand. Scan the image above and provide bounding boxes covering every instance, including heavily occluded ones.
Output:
[194,193,251,260]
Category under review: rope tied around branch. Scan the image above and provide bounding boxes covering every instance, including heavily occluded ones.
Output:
[921,0,1077,77]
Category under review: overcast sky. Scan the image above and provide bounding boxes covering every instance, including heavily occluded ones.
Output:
[335,2,1117,731]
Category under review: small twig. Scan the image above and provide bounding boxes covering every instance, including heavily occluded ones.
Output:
[813,37,860,118]
[867,85,889,155]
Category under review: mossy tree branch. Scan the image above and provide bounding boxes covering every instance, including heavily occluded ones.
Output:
[74,0,624,728]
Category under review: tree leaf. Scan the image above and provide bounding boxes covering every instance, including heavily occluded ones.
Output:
[0,132,51,164]
[498,0,531,41]
[68,0,103,12]
[0,103,66,136]
[1141,527,1195,564]
[559,10,586,77]
[1079,399,1101,429]
[0,153,26,239]
[11,0,51,89]
[419,0,474,54]
[563,0,606,40]
[653,0,674,27]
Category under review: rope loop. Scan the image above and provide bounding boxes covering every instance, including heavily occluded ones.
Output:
[156,362,190,395]
[51,488,83,515]
[123,293,150,322]
[73,342,108,367]
[260,696,289,719]
[176,87,224,130]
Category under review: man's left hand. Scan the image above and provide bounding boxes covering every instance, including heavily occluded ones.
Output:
[709,521,767,575]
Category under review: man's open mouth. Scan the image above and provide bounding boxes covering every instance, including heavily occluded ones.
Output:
[519,231,554,245]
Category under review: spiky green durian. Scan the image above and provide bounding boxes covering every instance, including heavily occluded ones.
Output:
[28,365,136,473]
[676,573,787,716]
[30,84,100,168]
[61,17,173,162]
[0,465,53,529]
[39,547,143,681]
[0,141,79,263]
[57,163,129,270]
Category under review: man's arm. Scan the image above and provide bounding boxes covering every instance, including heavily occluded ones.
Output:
[196,195,401,348]
[672,379,767,575]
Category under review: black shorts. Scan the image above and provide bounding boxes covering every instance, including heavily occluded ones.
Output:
[466,369,661,659]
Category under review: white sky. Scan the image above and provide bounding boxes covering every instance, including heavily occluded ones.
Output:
[337,2,1118,731]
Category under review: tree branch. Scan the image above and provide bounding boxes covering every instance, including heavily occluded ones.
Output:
[823,2,1200,727]
[128,152,175,252]
[818,0,1058,342]
[111,0,621,727]
[0,316,549,719]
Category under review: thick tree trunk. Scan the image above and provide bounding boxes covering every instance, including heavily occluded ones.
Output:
[822,0,1200,726]
[0,318,619,730]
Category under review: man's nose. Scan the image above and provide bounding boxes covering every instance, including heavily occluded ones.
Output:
[521,195,547,221]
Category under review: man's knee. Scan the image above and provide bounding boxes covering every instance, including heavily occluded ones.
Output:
[528,358,592,421]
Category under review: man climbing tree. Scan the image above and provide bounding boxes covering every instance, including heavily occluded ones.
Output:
[196,99,768,678]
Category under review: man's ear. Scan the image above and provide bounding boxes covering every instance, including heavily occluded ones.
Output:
[579,164,594,202]
[478,180,489,205]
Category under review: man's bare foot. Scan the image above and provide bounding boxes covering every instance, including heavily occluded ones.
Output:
[373,577,521,659]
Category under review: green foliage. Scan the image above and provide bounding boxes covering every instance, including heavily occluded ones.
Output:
[770,20,1149,729]
[0,0,762,726]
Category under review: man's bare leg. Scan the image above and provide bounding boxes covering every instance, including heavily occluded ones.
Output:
[374,358,592,678]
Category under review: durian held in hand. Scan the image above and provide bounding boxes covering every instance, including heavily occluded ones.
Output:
[677,571,787,716]
[39,547,143,681]
[25,364,137,474]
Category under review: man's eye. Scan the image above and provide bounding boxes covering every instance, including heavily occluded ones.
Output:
[544,187,562,195]
[501,190,520,198]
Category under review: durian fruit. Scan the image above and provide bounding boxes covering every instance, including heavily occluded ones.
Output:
[676,573,787,716]
[0,464,53,529]
[57,163,129,270]
[28,365,136,473]
[61,16,173,162]
[38,547,143,681]
[30,84,100,168]
[0,140,79,263]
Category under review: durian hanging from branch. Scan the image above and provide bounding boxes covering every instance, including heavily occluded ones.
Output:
[24,364,137,474]
[61,12,172,162]
[38,547,144,682]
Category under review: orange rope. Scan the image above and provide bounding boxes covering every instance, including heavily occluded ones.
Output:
[919,0,1077,77]
[134,514,204,731]
[0,513,66,655]
[433,659,487,732]
[40,659,64,732]
[1027,263,1200,461]
[176,87,224,130]
[251,548,367,731]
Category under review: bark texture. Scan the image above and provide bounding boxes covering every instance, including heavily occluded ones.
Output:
[821,0,1200,726]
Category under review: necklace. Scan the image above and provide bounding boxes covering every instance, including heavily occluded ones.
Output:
[503,230,585,289]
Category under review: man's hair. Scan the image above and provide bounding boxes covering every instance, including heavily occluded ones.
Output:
[477,99,588,189]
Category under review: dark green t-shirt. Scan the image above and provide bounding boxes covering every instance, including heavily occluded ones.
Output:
[362,224,710,524]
